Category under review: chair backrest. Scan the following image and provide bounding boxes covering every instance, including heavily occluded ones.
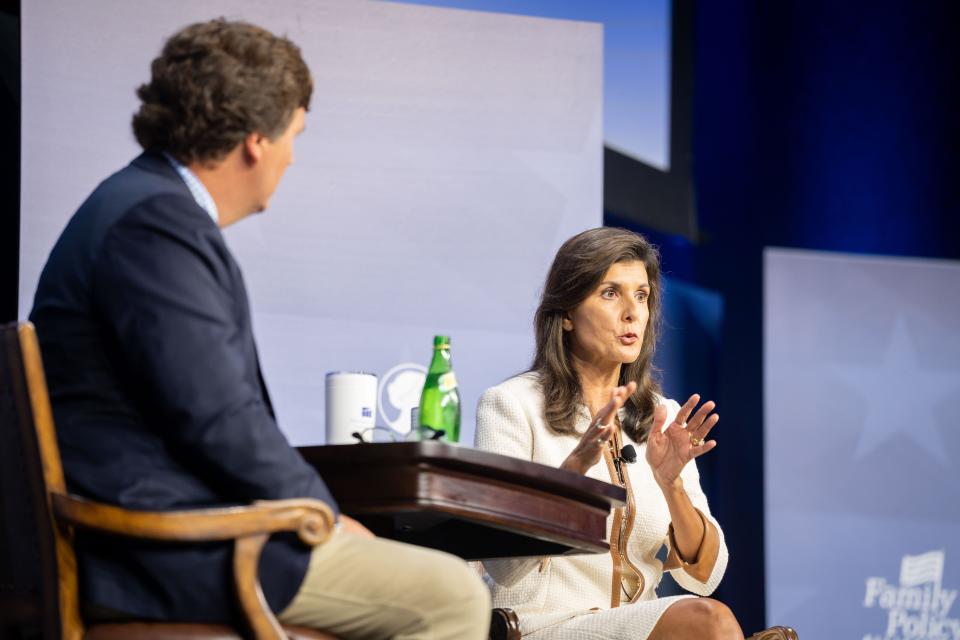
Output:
[0,322,83,639]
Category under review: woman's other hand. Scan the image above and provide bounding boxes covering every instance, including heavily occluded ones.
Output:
[560,381,637,475]
[646,394,719,489]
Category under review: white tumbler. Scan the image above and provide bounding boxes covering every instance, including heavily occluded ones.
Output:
[325,372,378,444]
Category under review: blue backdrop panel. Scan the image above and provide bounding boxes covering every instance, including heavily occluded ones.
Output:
[764,248,960,639]
[657,275,723,404]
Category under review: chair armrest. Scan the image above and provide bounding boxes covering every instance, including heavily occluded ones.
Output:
[51,493,335,547]
[51,492,337,639]
[489,608,521,640]
[749,627,799,640]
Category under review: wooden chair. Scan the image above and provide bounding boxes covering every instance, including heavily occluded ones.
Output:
[0,322,338,640]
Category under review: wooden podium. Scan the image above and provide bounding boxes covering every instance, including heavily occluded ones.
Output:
[298,441,625,560]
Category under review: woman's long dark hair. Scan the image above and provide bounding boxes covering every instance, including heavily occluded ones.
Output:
[531,227,663,443]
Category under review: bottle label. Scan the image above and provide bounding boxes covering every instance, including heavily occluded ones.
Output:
[438,372,458,392]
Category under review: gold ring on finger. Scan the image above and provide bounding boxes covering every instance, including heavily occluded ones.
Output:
[690,435,704,447]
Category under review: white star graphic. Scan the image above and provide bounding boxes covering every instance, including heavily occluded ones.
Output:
[832,316,960,466]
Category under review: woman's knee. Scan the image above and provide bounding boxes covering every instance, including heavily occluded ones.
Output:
[688,598,743,640]
[654,597,743,640]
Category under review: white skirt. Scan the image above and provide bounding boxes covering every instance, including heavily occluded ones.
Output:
[523,594,695,639]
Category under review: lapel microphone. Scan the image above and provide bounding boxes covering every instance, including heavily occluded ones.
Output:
[612,443,637,488]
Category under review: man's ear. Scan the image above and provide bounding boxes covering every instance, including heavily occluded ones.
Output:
[242,132,264,165]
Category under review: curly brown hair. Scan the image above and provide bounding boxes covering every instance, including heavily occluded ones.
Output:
[132,19,312,165]
[532,227,663,443]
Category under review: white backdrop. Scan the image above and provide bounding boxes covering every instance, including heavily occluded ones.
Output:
[764,248,960,639]
[20,0,603,445]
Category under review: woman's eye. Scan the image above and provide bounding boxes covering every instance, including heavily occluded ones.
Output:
[636,291,648,302]
[601,288,617,299]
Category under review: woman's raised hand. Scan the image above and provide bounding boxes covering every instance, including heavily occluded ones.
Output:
[646,394,719,488]
[560,381,638,475]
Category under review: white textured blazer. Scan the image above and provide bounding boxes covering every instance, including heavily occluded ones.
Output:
[475,372,728,639]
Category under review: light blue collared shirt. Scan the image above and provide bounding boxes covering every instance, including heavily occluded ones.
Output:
[163,153,219,225]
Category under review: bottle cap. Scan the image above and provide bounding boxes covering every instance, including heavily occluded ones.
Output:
[433,335,451,347]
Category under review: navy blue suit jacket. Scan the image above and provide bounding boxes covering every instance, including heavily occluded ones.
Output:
[29,153,339,623]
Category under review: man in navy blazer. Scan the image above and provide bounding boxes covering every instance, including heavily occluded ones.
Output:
[30,19,489,637]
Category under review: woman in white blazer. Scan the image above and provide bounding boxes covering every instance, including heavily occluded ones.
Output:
[475,227,743,639]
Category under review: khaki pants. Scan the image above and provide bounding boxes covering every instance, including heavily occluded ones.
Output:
[279,530,491,639]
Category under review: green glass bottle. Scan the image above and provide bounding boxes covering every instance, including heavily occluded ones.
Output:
[417,335,461,442]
